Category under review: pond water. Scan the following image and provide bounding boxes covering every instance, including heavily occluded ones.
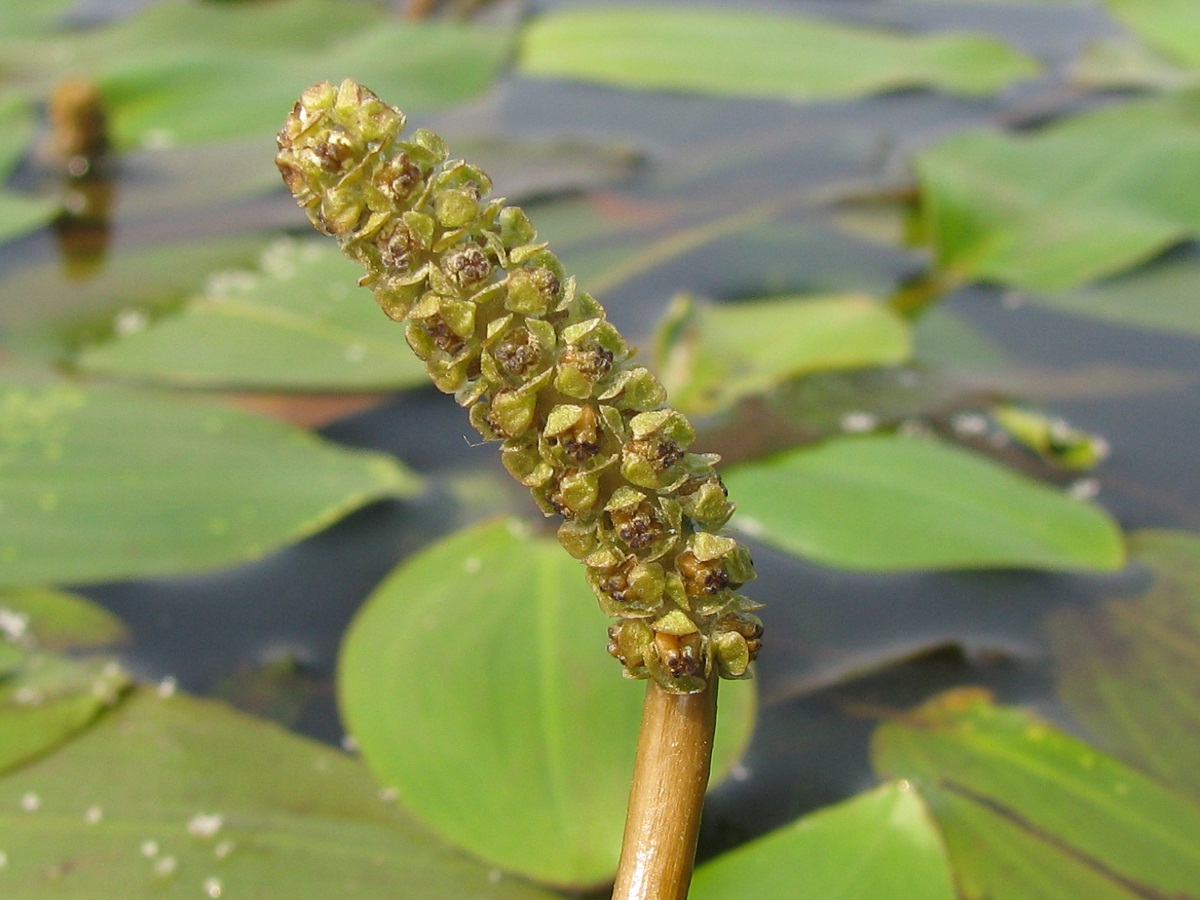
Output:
[3,0,1198,878]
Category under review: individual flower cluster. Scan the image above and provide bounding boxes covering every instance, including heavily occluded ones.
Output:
[277,80,762,693]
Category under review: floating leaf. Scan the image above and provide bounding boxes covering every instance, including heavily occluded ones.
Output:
[0,92,34,178]
[0,586,126,651]
[724,434,1124,571]
[0,652,129,775]
[872,689,1200,898]
[1022,247,1200,339]
[1048,529,1200,801]
[6,0,510,150]
[0,377,420,588]
[0,689,559,899]
[518,7,1038,100]
[916,94,1200,291]
[0,93,58,242]
[339,519,757,888]
[656,294,911,416]
[1102,0,1200,71]
[0,191,57,245]
[1071,38,1197,92]
[77,240,430,391]
[691,782,955,899]
[992,405,1110,470]
[0,235,270,359]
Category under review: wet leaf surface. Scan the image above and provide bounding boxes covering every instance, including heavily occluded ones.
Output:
[0,586,127,651]
[77,240,430,391]
[0,651,129,775]
[656,293,911,416]
[0,689,560,899]
[872,689,1200,899]
[1102,0,1200,71]
[1,235,270,360]
[725,434,1124,572]
[916,94,1200,292]
[1048,529,1200,802]
[0,376,421,588]
[4,0,510,150]
[691,781,955,899]
[519,7,1039,100]
[0,93,58,241]
[1021,247,1200,338]
[339,519,756,889]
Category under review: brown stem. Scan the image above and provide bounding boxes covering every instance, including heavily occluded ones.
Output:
[612,673,718,900]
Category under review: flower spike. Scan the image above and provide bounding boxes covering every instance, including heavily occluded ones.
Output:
[277,80,761,693]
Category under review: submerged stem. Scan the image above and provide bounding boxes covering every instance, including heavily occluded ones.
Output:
[613,674,718,900]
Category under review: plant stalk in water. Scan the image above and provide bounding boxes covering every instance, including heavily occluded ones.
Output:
[276,79,763,895]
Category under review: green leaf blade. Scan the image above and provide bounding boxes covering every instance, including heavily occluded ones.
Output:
[1049,529,1200,802]
[691,782,955,900]
[724,434,1125,571]
[0,689,559,899]
[338,519,756,888]
[917,95,1200,292]
[661,294,911,416]
[518,8,1038,100]
[872,689,1200,898]
[0,378,421,588]
[77,241,430,391]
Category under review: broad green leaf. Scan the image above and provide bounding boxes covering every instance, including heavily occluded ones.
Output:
[724,434,1124,571]
[518,8,1039,100]
[0,586,126,651]
[339,519,757,888]
[657,294,911,416]
[1103,0,1200,71]
[77,240,429,391]
[0,0,75,37]
[1023,249,1200,339]
[1048,529,1200,802]
[0,377,420,588]
[1071,38,1197,92]
[0,93,34,179]
[0,689,559,899]
[0,191,57,245]
[1,235,269,359]
[691,782,955,900]
[11,0,509,150]
[0,651,129,775]
[0,94,58,242]
[916,94,1200,291]
[872,689,1200,899]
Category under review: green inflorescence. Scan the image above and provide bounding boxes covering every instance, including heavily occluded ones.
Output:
[276,80,761,693]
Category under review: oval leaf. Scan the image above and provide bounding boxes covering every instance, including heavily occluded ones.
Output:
[338,519,757,888]
[917,95,1200,291]
[872,689,1200,898]
[0,652,128,775]
[0,378,420,588]
[658,294,911,416]
[77,240,430,391]
[1048,529,1200,801]
[519,8,1038,100]
[0,586,127,651]
[12,0,510,150]
[1102,0,1200,71]
[0,689,558,899]
[725,434,1124,571]
[691,782,955,900]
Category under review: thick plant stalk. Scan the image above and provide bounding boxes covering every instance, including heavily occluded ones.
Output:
[614,674,718,900]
